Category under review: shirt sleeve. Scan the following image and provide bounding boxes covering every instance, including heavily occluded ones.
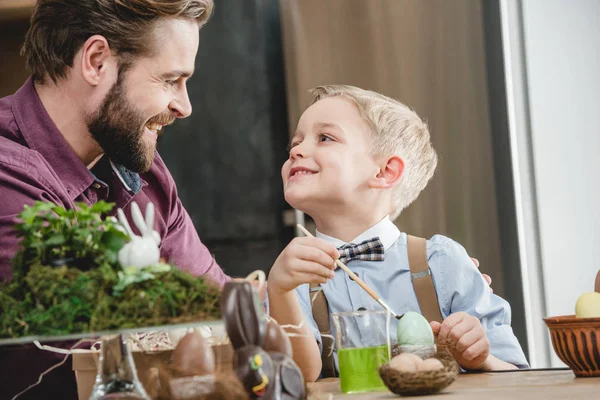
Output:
[428,235,530,369]
[0,153,64,281]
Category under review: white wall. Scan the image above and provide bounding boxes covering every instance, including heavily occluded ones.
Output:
[503,0,600,367]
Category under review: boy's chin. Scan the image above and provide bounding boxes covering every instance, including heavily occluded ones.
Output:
[284,193,316,213]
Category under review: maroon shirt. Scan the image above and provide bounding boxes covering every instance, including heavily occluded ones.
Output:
[0,78,230,285]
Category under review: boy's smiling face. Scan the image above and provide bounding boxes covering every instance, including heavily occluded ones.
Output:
[282,96,382,214]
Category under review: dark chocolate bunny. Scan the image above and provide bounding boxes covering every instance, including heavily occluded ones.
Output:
[221,281,307,400]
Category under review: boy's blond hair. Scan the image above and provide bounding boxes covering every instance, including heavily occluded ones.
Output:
[310,85,438,220]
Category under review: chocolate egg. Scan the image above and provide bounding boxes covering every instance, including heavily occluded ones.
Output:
[170,329,215,377]
[595,269,600,293]
[263,319,292,357]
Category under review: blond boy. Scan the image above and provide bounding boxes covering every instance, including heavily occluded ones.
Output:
[267,85,528,381]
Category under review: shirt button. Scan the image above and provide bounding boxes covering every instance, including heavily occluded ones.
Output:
[357,307,366,311]
[93,183,101,189]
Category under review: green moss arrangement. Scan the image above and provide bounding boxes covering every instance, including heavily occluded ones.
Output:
[0,201,221,339]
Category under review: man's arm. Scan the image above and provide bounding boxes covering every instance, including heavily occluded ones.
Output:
[0,155,66,280]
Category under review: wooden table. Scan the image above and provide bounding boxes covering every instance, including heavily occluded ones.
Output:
[308,369,599,399]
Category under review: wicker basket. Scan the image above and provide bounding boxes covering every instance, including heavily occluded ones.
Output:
[378,350,459,396]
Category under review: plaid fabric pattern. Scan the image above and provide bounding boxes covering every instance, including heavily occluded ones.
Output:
[338,237,385,264]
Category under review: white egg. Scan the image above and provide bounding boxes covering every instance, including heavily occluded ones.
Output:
[389,353,422,372]
[418,358,444,372]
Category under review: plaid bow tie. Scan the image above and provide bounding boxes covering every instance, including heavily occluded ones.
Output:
[338,237,385,264]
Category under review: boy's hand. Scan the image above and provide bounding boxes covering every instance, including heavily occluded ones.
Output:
[430,312,490,370]
[268,237,339,294]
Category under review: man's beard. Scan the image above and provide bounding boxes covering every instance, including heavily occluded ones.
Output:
[86,72,172,173]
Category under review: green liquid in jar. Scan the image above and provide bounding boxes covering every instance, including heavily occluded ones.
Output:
[337,345,389,393]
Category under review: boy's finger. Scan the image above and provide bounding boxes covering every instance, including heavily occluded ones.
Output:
[295,272,329,286]
[430,321,442,336]
[295,260,335,280]
[295,245,337,270]
[462,337,490,361]
[298,237,340,261]
[438,313,465,341]
[447,320,474,345]
[455,327,481,353]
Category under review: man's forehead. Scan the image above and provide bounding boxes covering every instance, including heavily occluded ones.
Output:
[145,18,199,66]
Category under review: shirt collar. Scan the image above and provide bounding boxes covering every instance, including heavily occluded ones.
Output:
[315,215,401,251]
[12,77,143,198]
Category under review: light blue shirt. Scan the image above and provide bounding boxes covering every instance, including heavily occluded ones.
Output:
[292,216,529,370]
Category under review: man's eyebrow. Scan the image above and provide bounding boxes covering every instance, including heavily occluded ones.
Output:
[160,70,194,80]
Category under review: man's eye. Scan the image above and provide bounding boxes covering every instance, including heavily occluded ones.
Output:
[165,79,177,86]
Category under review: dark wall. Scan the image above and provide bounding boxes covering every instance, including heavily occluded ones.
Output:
[0,19,31,97]
[158,0,293,278]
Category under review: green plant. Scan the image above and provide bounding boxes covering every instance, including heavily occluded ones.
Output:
[12,201,127,277]
[0,201,222,339]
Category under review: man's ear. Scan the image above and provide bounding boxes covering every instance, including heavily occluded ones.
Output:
[369,155,405,189]
[80,35,115,86]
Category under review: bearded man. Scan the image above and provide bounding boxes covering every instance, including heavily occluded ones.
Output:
[0,1,233,398]
[0,0,228,286]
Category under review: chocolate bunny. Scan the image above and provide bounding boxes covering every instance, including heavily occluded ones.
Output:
[221,281,307,400]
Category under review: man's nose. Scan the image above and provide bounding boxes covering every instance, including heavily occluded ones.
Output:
[168,86,192,118]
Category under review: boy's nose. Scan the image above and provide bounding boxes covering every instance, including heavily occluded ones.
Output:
[290,142,306,159]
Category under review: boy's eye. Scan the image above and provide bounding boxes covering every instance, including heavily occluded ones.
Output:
[319,134,334,142]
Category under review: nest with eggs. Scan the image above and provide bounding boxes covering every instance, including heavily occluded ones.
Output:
[379,348,459,396]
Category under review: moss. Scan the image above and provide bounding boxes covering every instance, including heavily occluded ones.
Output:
[0,201,222,339]
[0,263,221,338]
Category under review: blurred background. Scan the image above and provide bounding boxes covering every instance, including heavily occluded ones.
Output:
[1,0,598,369]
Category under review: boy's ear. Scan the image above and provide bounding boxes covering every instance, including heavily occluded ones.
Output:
[369,155,405,189]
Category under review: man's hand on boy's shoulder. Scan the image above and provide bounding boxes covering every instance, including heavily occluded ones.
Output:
[267,237,339,294]
[471,257,493,293]
[430,311,490,371]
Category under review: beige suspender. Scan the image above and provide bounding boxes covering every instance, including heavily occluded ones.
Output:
[406,235,443,323]
[309,283,337,377]
[310,235,443,377]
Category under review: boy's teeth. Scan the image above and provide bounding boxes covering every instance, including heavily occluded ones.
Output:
[294,170,314,176]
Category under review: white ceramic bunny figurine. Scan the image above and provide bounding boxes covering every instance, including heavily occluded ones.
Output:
[117,201,161,269]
